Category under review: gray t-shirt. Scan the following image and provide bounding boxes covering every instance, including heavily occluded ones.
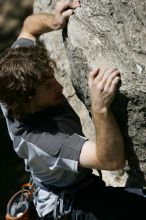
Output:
[1,38,91,217]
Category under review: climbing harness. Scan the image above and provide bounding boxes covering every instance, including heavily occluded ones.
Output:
[33,172,104,220]
[5,181,36,220]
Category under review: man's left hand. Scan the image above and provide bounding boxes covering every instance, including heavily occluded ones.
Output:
[54,0,80,29]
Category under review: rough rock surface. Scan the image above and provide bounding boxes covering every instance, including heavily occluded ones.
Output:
[1,0,145,219]
[33,0,96,142]
[66,0,146,187]
[34,0,146,187]
[34,0,126,187]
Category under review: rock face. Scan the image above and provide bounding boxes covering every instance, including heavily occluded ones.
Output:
[66,0,146,187]
[34,0,146,187]
[33,0,96,142]
[0,2,145,218]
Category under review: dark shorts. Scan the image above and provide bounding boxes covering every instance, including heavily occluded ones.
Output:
[42,175,146,220]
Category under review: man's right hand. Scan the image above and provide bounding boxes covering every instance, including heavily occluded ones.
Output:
[79,67,125,171]
[88,68,121,114]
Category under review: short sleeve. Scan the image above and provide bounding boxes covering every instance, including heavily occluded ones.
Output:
[60,133,87,160]
[11,38,36,49]
[58,133,87,172]
[17,131,88,174]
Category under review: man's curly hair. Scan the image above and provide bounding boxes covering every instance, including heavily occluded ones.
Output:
[0,45,55,118]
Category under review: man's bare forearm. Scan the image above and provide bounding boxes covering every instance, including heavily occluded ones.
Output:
[92,108,125,170]
[89,68,125,170]
[19,13,57,40]
[18,1,81,40]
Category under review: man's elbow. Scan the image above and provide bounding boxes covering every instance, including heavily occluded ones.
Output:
[108,158,126,170]
[97,157,126,171]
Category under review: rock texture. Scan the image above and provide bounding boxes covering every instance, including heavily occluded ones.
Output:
[33,0,96,142]
[34,0,146,187]
[1,1,145,219]
[66,0,146,187]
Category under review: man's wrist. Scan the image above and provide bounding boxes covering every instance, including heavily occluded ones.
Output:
[46,14,59,30]
[92,105,111,116]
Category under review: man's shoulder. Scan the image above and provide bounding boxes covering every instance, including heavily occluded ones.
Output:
[11,38,36,49]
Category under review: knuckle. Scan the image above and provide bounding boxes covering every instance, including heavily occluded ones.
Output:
[112,80,118,86]
[110,72,120,81]
[104,88,111,96]
[66,0,71,7]
[114,76,120,82]
[97,83,104,92]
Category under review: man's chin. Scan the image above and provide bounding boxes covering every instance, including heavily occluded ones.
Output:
[57,95,64,104]
[54,94,64,105]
